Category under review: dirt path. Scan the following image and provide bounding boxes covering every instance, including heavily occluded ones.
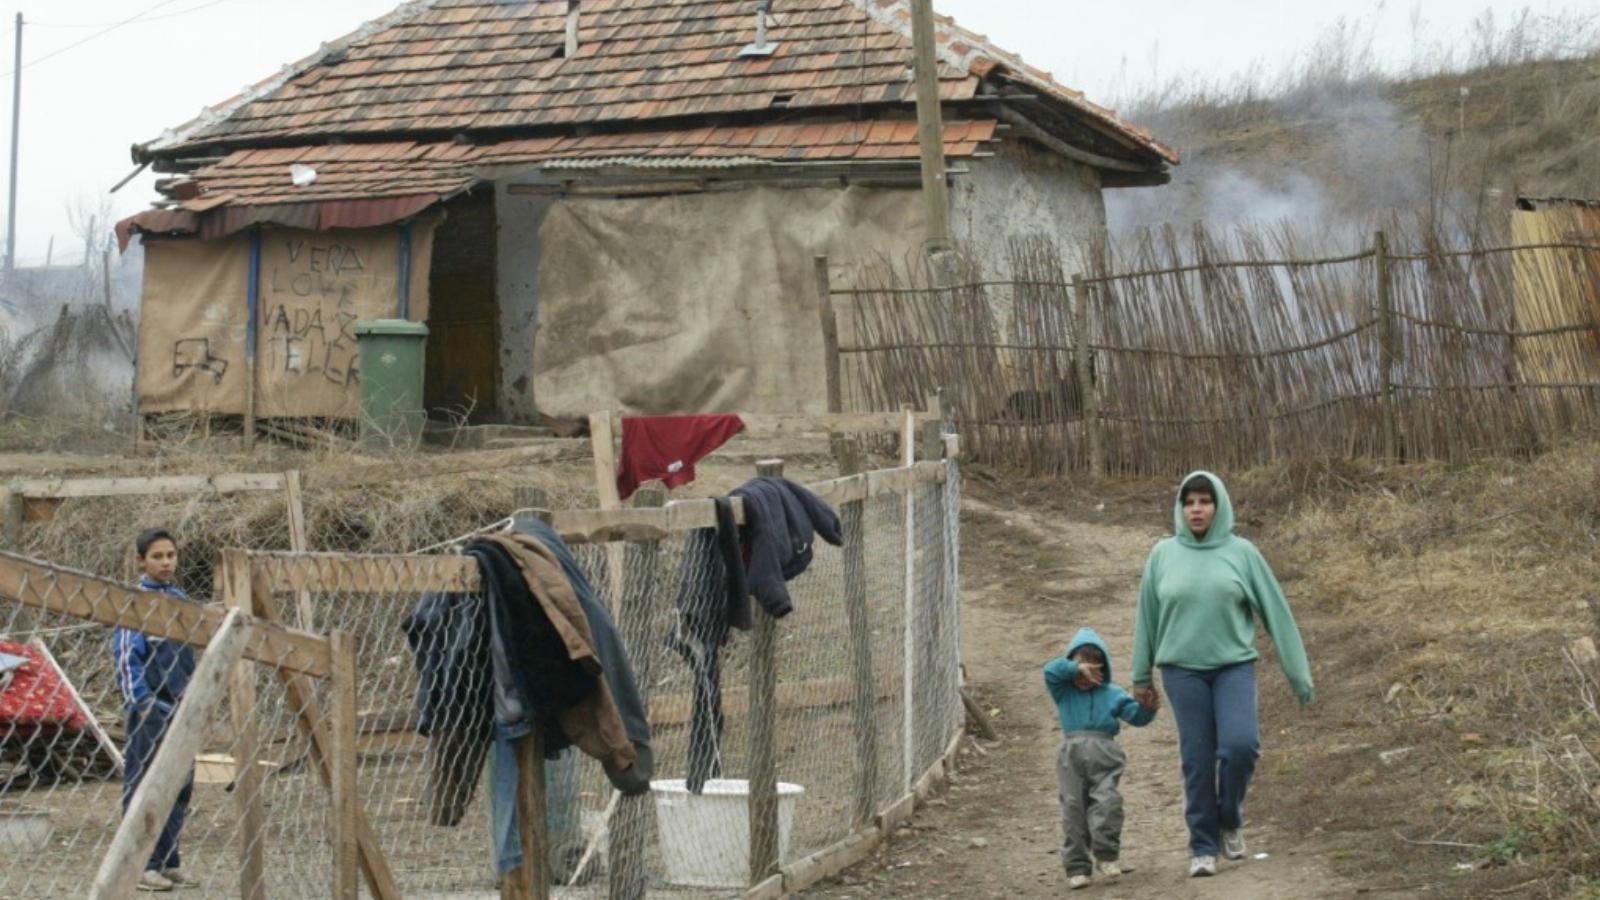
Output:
[800,486,1360,898]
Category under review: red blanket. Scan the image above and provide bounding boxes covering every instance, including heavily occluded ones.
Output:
[0,640,89,737]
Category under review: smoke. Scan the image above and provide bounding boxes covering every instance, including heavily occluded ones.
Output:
[1107,87,1444,241]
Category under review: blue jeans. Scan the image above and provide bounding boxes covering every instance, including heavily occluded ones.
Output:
[1160,662,1260,857]
[123,703,193,872]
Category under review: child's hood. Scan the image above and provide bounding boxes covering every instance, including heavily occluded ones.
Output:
[1173,469,1237,549]
[1066,626,1114,683]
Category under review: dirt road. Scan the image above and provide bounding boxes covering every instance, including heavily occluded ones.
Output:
[800,483,1359,899]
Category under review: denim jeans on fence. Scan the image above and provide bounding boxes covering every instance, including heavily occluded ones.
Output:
[1159,662,1260,858]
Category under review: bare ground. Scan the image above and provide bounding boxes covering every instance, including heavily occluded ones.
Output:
[800,480,1362,899]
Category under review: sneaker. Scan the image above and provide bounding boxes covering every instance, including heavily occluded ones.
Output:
[1222,828,1247,860]
[161,869,200,890]
[136,870,174,893]
[1068,873,1092,890]
[1190,855,1218,877]
[1097,860,1123,879]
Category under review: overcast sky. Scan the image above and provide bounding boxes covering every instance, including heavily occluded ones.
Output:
[3,0,1590,265]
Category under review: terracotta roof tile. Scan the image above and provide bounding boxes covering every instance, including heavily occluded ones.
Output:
[143,0,1173,166]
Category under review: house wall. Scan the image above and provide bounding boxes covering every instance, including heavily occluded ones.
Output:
[952,138,1106,278]
[494,183,554,422]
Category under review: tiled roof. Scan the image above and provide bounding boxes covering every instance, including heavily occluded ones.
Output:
[180,118,996,206]
[141,0,1174,166]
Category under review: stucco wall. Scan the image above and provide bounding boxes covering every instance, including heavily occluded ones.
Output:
[952,138,1106,279]
[494,183,554,422]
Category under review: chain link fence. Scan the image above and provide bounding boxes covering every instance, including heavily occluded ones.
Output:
[0,456,963,898]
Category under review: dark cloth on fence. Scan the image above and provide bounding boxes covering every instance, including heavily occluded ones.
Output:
[668,480,841,793]
[123,701,192,872]
[402,526,654,834]
[730,476,843,619]
[617,414,745,501]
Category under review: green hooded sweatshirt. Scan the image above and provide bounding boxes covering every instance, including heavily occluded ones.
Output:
[1130,470,1314,706]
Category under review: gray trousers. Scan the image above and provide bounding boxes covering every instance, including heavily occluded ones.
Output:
[1056,731,1127,875]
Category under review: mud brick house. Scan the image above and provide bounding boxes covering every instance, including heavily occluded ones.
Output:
[119,0,1176,424]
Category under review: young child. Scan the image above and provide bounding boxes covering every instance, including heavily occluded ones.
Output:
[113,528,200,893]
[1043,627,1159,890]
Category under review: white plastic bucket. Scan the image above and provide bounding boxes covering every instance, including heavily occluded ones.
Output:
[651,778,805,888]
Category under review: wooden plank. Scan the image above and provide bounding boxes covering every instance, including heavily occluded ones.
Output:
[0,551,331,677]
[781,826,881,895]
[331,632,360,900]
[611,486,663,900]
[301,441,589,491]
[250,576,403,900]
[876,794,915,834]
[249,552,480,595]
[223,553,266,900]
[91,610,252,900]
[589,411,627,605]
[1074,276,1105,475]
[745,873,785,900]
[3,487,22,549]
[841,450,880,830]
[12,473,287,500]
[282,470,316,630]
[736,411,935,438]
[27,636,123,774]
[647,676,897,728]
[749,459,784,885]
[501,730,550,900]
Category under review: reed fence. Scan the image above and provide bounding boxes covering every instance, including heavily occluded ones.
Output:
[827,226,1600,475]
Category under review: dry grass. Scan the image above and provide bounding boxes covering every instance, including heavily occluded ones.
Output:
[1230,442,1600,896]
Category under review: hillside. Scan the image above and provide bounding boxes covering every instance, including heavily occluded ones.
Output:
[1109,53,1600,234]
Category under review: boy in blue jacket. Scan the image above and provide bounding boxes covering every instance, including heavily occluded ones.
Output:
[113,528,199,893]
[1044,627,1159,890]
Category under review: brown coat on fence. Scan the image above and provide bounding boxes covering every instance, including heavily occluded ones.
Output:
[483,534,637,775]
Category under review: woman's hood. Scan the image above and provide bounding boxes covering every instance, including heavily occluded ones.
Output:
[1173,469,1236,549]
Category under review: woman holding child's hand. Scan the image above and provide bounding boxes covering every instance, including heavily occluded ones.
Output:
[1129,471,1313,881]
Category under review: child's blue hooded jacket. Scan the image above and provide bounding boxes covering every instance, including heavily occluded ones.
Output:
[1043,627,1156,736]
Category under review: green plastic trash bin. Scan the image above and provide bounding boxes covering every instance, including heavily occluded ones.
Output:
[353,319,429,450]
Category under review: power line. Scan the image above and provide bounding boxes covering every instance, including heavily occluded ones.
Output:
[29,0,239,30]
[0,0,207,81]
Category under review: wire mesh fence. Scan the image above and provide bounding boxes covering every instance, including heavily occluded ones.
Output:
[0,455,963,898]
[0,554,343,899]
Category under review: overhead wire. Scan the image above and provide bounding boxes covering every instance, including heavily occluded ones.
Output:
[0,0,236,80]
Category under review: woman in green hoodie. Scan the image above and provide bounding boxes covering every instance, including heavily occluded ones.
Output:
[1129,471,1313,879]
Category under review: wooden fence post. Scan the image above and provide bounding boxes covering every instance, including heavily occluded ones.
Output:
[282,470,315,629]
[1073,276,1105,476]
[223,552,266,900]
[3,484,21,550]
[610,486,664,900]
[816,255,843,415]
[838,445,880,827]
[503,730,550,900]
[749,459,785,885]
[92,610,253,900]
[1376,231,1399,462]
[330,631,360,900]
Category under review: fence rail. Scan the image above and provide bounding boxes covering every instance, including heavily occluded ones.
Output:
[0,444,964,898]
[829,227,1600,474]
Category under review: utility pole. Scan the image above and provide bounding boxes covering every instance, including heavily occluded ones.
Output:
[910,0,955,281]
[6,13,20,276]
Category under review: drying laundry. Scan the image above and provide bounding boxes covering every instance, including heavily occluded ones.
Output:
[616,414,745,500]
[402,520,653,872]
[669,477,841,792]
